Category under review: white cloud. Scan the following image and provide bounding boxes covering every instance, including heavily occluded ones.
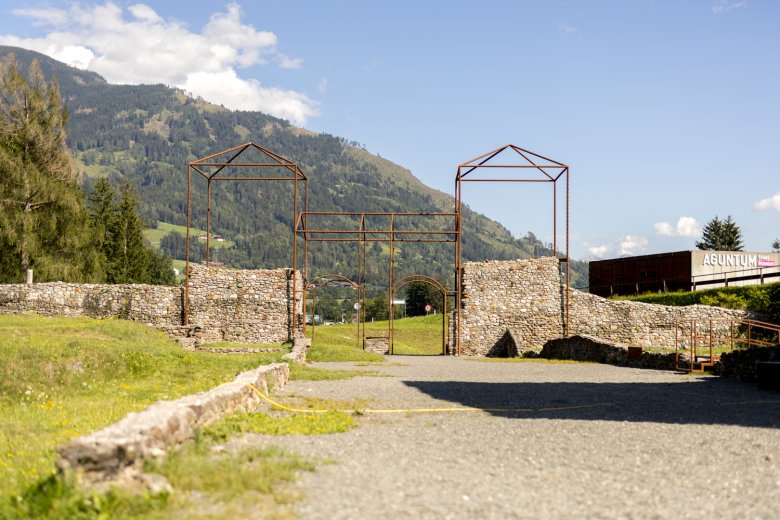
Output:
[278,55,303,70]
[654,216,701,237]
[557,23,578,37]
[618,235,648,256]
[712,0,747,14]
[754,193,780,211]
[1,2,318,125]
[588,245,609,258]
[317,77,328,93]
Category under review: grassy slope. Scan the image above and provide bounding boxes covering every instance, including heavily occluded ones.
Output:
[0,315,286,504]
[143,221,235,249]
[0,314,385,517]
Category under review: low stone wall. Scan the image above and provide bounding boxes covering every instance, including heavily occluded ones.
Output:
[0,282,181,325]
[0,265,304,344]
[283,337,312,364]
[458,257,749,356]
[540,334,686,370]
[719,345,780,382]
[57,362,290,491]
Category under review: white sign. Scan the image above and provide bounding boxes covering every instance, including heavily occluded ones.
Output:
[424,304,432,313]
[353,302,361,310]
[702,253,758,268]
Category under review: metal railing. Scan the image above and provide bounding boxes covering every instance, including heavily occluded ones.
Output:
[674,318,780,372]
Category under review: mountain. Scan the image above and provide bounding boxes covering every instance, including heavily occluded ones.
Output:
[0,45,587,289]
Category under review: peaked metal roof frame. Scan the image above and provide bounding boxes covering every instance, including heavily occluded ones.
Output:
[184,142,308,328]
[455,144,570,354]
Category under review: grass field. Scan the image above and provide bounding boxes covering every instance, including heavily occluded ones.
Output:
[307,314,447,356]
[143,221,235,249]
[0,314,379,518]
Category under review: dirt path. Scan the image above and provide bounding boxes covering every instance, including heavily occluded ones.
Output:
[232,357,780,519]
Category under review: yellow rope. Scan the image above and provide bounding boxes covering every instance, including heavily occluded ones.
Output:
[246,383,610,415]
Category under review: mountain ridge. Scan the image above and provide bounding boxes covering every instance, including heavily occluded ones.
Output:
[0,45,586,288]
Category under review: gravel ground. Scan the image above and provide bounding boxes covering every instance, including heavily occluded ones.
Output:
[231,357,780,519]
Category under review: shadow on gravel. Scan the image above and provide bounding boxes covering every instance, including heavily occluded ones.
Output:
[403,378,780,428]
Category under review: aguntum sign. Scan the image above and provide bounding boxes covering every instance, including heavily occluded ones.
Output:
[701,253,776,268]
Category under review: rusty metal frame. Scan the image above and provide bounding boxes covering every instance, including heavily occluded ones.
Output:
[184,142,308,329]
[455,144,570,355]
[392,275,448,355]
[305,274,364,349]
[675,317,780,373]
[294,211,458,351]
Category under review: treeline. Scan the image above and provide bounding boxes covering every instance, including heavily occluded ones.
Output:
[0,56,174,284]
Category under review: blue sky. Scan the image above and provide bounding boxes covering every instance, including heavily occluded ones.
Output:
[1,0,778,260]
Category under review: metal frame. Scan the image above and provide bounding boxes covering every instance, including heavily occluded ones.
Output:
[184,142,308,328]
[675,318,780,373]
[294,211,458,352]
[455,144,570,355]
[392,274,448,355]
[305,274,364,348]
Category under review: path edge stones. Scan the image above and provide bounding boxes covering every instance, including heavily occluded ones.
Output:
[56,362,290,493]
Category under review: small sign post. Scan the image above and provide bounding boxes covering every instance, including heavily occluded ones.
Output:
[424,304,432,315]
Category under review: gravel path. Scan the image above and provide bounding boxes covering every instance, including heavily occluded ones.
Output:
[231,357,780,519]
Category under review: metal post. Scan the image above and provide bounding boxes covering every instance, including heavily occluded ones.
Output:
[205,178,211,266]
[184,166,192,325]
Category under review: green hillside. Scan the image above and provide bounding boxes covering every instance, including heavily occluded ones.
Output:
[1,45,587,288]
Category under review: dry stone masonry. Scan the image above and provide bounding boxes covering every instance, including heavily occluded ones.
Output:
[187,264,303,343]
[0,265,303,344]
[458,257,750,356]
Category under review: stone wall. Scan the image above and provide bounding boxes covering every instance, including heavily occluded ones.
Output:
[186,265,303,343]
[458,257,749,356]
[0,265,304,344]
[0,282,181,325]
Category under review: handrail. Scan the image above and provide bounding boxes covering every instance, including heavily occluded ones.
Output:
[675,318,780,372]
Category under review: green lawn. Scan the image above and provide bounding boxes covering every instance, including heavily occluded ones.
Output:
[143,221,235,249]
[0,315,288,512]
[0,314,380,518]
[306,314,447,356]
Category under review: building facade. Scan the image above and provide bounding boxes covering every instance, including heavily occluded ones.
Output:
[589,250,780,297]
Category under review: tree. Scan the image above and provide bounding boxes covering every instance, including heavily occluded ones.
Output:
[88,179,175,285]
[405,281,443,317]
[772,239,780,253]
[108,182,151,283]
[0,55,101,282]
[695,215,744,251]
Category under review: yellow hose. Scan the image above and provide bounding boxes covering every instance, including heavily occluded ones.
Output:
[246,383,610,414]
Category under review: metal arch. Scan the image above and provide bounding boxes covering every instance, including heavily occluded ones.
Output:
[391,274,449,355]
[305,274,365,348]
[294,211,459,352]
[185,142,308,334]
[454,144,570,356]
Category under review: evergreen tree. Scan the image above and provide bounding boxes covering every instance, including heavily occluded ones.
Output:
[405,281,443,316]
[87,178,116,281]
[0,55,100,282]
[108,182,150,283]
[772,239,780,253]
[695,215,744,251]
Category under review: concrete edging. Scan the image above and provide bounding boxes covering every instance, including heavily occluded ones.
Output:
[56,362,290,489]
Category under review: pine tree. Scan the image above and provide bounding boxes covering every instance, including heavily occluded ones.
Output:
[108,182,151,283]
[87,178,116,281]
[695,215,744,251]
[772,239,780,253]
[0,55,101,282]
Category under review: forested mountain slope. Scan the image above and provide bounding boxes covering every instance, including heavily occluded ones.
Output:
[1,45,586,288]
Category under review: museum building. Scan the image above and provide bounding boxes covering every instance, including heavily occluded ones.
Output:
[588,250,780,297]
